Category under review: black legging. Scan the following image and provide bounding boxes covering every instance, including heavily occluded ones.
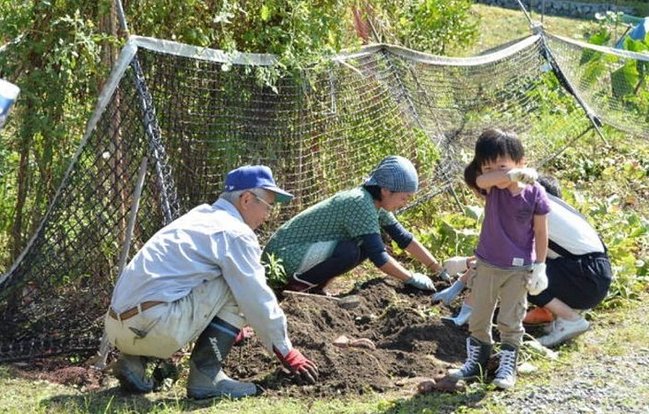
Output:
[285,239,369,291]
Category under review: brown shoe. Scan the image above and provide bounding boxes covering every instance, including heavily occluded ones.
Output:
[523,307,554,325]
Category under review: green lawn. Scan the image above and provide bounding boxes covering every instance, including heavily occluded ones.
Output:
[466,4,600,56]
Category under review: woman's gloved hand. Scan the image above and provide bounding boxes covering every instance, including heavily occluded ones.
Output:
[405,272,436,291]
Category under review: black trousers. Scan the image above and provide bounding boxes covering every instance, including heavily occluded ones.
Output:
[528,252,612,310]
[286,239,368,290]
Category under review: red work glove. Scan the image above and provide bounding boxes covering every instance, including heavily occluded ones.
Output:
[273,347,319,384]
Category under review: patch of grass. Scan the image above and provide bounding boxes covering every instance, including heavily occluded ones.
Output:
[1,375,81,414]
[466,4,600,56]
[0,382,391,414]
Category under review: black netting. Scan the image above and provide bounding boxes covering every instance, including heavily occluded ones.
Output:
[0,31,646,362]
[0,66,152,358]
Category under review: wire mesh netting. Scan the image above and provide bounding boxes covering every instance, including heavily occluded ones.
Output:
[546,33,649,139]
[0,31,647,362]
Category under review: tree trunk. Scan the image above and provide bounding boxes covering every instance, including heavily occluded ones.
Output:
[11,102,34,260]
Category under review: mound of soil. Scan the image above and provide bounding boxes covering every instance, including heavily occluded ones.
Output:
[227,277,468,397]
[9,358,107,392]
[9,277,469,397]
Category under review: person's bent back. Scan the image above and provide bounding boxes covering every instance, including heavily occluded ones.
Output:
[105,165,318,399]
[264,155,448,294]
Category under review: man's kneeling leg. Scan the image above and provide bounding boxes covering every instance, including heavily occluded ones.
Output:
[187,317,258,400]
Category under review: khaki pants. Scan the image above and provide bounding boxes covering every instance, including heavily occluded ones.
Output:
[105,277,245,359]
[467,259,529,347]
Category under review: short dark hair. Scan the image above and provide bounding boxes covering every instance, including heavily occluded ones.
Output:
[463,159,480,192]
[362,184,382,201]
[538,175,562,198]
[474,128,525,168]
[464,159,487,196]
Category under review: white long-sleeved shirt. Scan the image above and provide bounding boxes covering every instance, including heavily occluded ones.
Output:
[110,198,292,355]
[547,195,605,259]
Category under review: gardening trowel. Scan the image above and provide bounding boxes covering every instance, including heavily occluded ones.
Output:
[283,290,361,310]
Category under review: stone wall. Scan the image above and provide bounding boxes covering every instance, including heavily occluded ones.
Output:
[475,0,634,19]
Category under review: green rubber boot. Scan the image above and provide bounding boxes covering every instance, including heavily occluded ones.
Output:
[114,353,154,393]
[186,320,258,400]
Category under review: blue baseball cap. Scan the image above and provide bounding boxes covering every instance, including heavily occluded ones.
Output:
[224,165,294,203]
[364,155,419,193]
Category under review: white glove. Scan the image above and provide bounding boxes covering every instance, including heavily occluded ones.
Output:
[527,262,548,295]
[443,256,469,276]
[405,272,436,291]
[506,168,538,185]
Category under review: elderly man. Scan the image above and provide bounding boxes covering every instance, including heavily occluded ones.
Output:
[105,165,318,399]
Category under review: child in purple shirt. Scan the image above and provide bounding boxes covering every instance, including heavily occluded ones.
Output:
[448,129,550,390]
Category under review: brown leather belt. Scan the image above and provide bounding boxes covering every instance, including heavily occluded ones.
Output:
[108,301,165,321]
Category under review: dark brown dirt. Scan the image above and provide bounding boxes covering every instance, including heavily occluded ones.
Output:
[9,358,106,392]
[8,277,469,397]
[227,277,468,397]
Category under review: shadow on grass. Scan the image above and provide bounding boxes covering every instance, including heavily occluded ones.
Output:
[39,385,490,413]
[379,387,489,414]
[39,386,233,413]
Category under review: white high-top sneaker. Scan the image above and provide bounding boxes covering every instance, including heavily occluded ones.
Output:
[537,316,590,348]
[492,344,518,390]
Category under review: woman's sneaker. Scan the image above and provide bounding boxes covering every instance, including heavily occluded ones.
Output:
[537,316,590,348]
